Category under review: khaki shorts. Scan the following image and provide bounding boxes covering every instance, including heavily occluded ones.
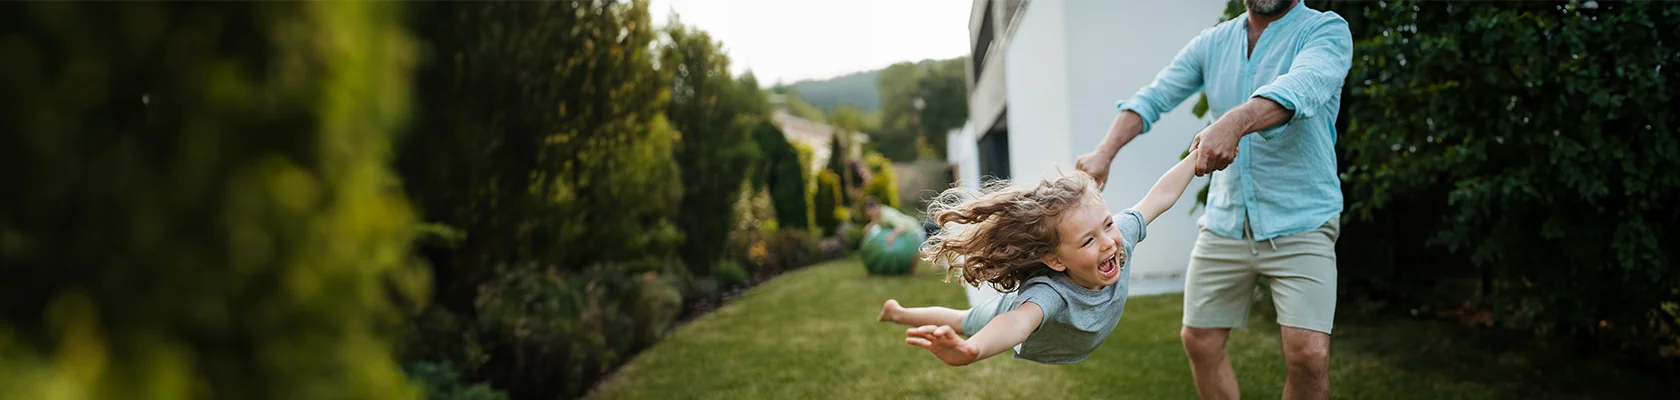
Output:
[1183,215,1340,334]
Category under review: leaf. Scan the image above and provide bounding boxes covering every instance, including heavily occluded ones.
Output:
[1191,92,1210,119]
[1188,181,1210,215]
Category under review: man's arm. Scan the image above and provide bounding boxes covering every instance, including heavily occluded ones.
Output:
[1090,111,1148,165]
[1190,97,1293,175]
[904,302,1043,366]
[1194,16,1352,175]
[1248,16,1353,140]
[1077,30,1212,188]
[1134,149,1200,224]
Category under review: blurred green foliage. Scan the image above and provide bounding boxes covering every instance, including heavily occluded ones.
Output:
[814,171,844,236]
[396,1,826,397]
[826,135,855,205]
[0,1,426,399]
[725,182,775,274]
[403,362,508,400]
[664,22,768,277]
[841,224,866,252]
[0,1,966,399]
[763,230,823,276]
[873,58,969,161]
[1204,0,1680,361]
[785,91,830,123]
[861,152,902,211]
[753,121,811,231]
[713,260,749,289]
[1332,0,1680,359]
[396,0,691,398]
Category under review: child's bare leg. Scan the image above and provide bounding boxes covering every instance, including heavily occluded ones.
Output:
[878,299,967,334]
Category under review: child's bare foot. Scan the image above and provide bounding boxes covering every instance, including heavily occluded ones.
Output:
[877,299,902,323]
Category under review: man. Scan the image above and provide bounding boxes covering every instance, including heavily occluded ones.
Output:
[1075,0,1351,399]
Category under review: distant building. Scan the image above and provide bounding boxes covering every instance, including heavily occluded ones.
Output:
[769,99,871,173]
[950,0,1228,305]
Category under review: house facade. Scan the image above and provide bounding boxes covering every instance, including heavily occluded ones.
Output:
[950,0,1229,305]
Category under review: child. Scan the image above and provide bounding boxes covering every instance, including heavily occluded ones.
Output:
[876,149,1200,366]
[862,197,922,247]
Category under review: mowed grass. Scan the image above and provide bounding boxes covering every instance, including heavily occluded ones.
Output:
[589,258,1675,399]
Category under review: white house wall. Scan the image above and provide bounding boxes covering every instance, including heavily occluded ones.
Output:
[1002,0,1071,185]
[1063,0,1228,281]
[947,123,981,192]
[961,0,1074,308]
[961,0,1235,305]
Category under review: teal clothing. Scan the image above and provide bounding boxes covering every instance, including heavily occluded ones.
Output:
[875,206,922,234]
[961,209,1147,364]
[1116,2,1352,241]
[865,206,925,269]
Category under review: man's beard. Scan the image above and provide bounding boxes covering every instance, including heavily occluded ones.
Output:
[1245,0,1291,17]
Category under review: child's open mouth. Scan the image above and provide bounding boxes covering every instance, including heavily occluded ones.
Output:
[1098,255,1119,279]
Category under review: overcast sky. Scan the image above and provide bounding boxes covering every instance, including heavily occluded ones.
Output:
[648,0,973,85]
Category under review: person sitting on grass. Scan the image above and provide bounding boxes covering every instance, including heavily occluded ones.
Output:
[863,197,923,247]
[876,150,1200,366]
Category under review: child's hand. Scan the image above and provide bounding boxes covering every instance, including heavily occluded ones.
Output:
[905,325,979,366]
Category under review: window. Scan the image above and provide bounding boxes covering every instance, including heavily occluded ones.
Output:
[976,111,1010,181]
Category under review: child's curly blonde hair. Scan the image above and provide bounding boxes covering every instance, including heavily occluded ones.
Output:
[920,172,1103,292]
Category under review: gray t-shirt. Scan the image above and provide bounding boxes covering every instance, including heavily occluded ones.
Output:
[1009,208,1146,364]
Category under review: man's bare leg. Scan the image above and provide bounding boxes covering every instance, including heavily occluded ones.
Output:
[1280,326,1331,400]
[1182,326,1239,399]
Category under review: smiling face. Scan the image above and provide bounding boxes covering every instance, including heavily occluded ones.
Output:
[1041,195,1125,290]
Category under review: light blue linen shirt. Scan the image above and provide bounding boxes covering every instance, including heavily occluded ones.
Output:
[1116,2,1352,241]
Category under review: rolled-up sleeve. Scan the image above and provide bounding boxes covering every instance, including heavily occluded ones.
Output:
[1250,15,1352,140]
[1116,28,1211,135]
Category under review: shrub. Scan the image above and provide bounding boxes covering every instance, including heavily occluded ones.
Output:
[835,206,853,227]
[399,1,688,398]
[472,262,683,399]
[664,23,769,277]
[793,142,819,233]
[714,260,750,289]
[814,171,844,236]
[1328,0,1680,357]
[862,151,902,210]
[1208,0,1680,359]
[404,362,509,400]
[842,224,867,251]
[0,2,426,398]
[827,135,854,205]
[726,182,775,271]
[754,122,811,230]
[764,230,823,275]
[400,0,681,311]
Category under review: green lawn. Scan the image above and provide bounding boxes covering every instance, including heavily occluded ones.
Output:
[589,258,1673,399]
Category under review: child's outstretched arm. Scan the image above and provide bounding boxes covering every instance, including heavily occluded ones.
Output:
[1133,149,1201,225]
[904,302,1043,366]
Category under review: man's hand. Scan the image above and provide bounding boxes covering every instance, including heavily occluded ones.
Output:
[905,325,980,366]
[1075,151,1114,190]
[1192,97,1295,176]
[1194,125,1240,176]
[885,231,900,246]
